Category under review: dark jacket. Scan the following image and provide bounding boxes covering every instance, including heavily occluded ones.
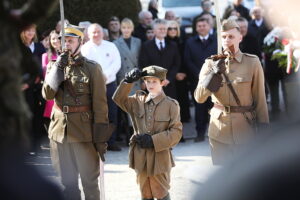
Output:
[139,38,180,99]
[240,33,261,60]
[184,34,217,83]
[133,24,147,42]
[248,19,271,50]
[234,4,251,21]
[139,39,180,82]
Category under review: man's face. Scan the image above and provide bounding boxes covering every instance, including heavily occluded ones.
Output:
[196,21,210,36]
[252,9,262,20]
[142,14,153,26]
[154,24,167,40]
[108,20,120,33]
[233,0,243,5]
[144,77,163,94]
[237,21,248,37]
[221,28,242,53]
[64,36,80,54]
[88,25,103,44]
[165,12,176,20]
[202,1,212,12]
[146,29,155,40]
[201,14,215,28]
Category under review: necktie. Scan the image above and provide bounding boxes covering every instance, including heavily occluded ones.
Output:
[202,39,207,45]
[159,42,164,51]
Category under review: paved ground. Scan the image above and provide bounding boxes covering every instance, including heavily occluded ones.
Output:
[26,107,217,200]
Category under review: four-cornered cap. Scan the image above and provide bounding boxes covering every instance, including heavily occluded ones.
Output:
[221,19,240,32]
[59,24,84,39]
[142,65,168,81]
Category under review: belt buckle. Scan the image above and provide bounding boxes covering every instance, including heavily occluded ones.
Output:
[224,106,231,113]
[62,106,69,113]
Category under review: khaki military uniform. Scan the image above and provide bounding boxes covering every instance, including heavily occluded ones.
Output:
[112,80,182,198]
[42,54,108,200]
[194,50,269,165]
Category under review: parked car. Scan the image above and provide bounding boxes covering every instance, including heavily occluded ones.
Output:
[158,0,202,35]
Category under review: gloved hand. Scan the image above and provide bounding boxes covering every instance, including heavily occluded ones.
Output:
[124,68,143,83]
[92,123,114,162]
[135,134,154,148]
[201,59,226,93]
[55,50,69,70]
[94,142,108,162]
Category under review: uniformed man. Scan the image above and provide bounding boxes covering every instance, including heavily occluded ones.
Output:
[112,66,182,200]
[42,24,111,200]
[194,19,269,165]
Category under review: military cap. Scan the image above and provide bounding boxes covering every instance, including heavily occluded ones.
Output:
[142,65,168,81]
[221,19,240,31]
[59,24,84,38]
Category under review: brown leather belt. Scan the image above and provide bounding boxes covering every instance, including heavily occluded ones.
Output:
[54,104,91,113]
[214,104,254,113]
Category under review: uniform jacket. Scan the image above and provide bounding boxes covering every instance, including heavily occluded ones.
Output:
[113,81,182,175]
[42,54,109,143]
[114,36,141,95]
[194,50,269,144]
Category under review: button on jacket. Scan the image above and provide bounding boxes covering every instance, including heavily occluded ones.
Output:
[42,54,109,143]
[113,81,182,175]
[194,50,269,144]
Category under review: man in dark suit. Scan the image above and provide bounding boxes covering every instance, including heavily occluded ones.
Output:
[133,11,153,42]
[236,17,261,60]
[184,18,217,142]
[139,18,180,99]
[248,6,271,51]
[233,0,251,21]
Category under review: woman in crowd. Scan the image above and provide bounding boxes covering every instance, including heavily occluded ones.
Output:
[114,18,142,144]
[148,0,158,19]
[41,30,61,133]
[166,20,191,141]
[20,24,46,155]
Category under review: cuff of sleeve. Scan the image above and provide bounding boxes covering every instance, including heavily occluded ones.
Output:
[45,65,64,91]
[152,133,166,152]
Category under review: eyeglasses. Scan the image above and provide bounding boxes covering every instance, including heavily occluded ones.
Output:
[168,27,177,31]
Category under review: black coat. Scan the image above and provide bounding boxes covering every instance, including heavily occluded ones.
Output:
[248,19,271,50]
[133,24,147,42]
[184,34,217,86]
[240,33,261,60]
[139,39,181,98]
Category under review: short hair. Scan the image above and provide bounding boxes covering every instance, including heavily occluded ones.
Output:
[250,6,263,16]
[108,16,120,23]
[236,17,248,26]
[195,17,210,26]
[87,23,103,35]
[121,18,134,29]
[138,10,152,20]
[201,0,213,7]
[152,18,168,29]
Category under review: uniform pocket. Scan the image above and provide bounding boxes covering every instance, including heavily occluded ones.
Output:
[71,75,90,94]
[234,75,252,97]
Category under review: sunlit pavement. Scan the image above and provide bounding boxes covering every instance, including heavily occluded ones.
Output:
[27,112,217,200]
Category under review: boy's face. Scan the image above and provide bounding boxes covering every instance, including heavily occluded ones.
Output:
[144,77,163,94]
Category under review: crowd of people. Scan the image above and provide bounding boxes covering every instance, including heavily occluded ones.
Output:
[20,0,285,156]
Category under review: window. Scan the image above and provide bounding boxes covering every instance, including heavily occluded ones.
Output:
[162,0,201,8]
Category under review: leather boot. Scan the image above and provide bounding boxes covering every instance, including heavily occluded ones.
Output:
[158,193,171,200]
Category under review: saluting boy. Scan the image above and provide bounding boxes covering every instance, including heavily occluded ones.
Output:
[113,66,182,200]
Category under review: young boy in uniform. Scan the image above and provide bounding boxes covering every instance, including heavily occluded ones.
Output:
[113,66,182,200]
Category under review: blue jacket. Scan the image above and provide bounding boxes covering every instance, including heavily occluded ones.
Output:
[184,34,217,81]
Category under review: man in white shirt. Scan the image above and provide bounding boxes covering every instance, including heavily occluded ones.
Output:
[81,23,122,151]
